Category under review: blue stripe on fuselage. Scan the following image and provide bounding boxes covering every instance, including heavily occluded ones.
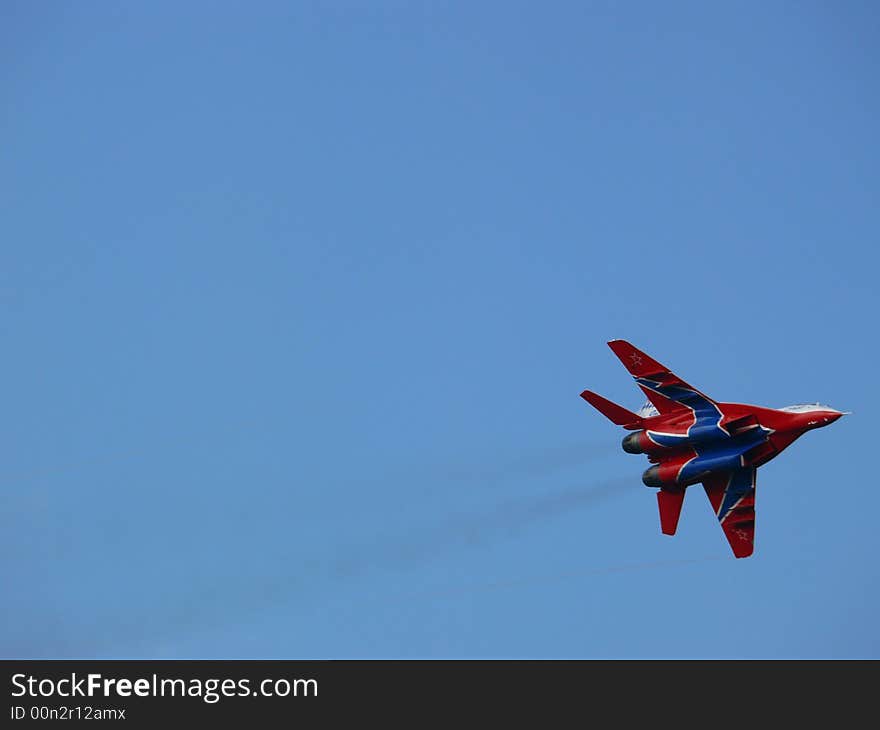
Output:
[637,378,727,447]
[678,430,765,483]
[636,377,769,486]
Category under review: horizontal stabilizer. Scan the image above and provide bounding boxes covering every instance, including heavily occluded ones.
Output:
[580,390,641,427]
[657,488,685,535]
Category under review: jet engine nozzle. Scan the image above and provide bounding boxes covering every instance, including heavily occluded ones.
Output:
[642,465,663,488]
[622,431,645,454]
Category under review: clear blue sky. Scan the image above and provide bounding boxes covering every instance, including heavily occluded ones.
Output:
[2,1,878,658]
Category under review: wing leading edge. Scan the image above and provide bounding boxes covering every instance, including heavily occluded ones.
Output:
[606,340,719,417]
[702,467,756,558]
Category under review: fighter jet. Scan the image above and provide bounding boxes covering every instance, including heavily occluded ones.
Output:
[581,340,846,558]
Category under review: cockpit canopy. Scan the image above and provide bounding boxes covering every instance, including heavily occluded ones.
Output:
[779,403,836,413]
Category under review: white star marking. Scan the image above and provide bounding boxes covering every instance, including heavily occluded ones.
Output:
[629,353,643,366]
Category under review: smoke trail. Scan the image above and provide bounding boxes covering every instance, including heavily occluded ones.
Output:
[1,439,608,491]
[329,475,634,576]
[73,474,636,657]
[413,556,728,600]
[7,439,623,656]
[432,440,615,487]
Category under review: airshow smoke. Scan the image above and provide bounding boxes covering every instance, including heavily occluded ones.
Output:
[17,442,643,656]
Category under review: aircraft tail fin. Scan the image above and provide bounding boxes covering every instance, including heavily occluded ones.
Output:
[657,488,685,535]
[580,390,641,428]
[607,339,670,379]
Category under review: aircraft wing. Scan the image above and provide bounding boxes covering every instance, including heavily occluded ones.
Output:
[702,467,756,558]
[607,340,719,417]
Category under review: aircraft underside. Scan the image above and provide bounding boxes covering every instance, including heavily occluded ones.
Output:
[581,340,844,558]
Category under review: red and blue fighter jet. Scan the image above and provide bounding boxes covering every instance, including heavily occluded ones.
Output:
[581,340,846,558]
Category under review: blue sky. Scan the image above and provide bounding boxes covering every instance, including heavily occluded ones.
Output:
[1,1,878,658]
